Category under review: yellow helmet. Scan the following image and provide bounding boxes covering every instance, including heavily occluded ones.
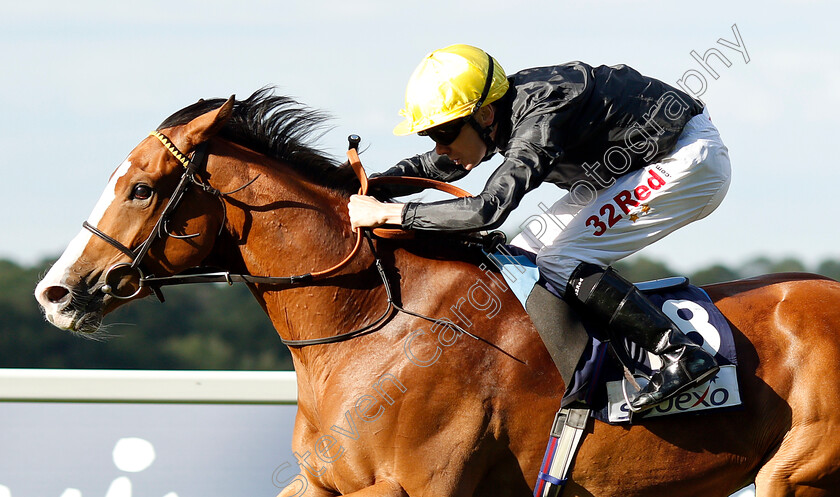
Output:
[393,44,509,136]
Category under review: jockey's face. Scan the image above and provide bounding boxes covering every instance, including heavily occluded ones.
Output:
[432,105,495,171]
[434,123,487,171]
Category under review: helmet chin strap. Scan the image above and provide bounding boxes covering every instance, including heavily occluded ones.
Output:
[467,116,497,163]
[467,50,499,163]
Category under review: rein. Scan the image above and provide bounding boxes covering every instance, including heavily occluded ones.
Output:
[85,131,486,347]
[277,231,482,347]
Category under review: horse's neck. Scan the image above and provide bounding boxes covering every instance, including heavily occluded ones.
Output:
[207,149,383,346]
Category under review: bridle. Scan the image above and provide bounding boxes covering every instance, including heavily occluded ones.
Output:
[84,130,372,302]
[83,129,496,348]
[83,132,213,301]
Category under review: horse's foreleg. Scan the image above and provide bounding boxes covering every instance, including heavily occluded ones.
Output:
[275,478,407,497]
[338,479,408,497]
[275,479,328,497]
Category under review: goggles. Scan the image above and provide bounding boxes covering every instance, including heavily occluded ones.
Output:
[418,118,467,145]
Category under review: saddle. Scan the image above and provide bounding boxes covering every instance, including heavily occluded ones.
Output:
[357,157,741,422]
[488,246,742,424]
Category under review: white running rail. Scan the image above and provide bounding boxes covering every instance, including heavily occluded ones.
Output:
[0,368,298,404]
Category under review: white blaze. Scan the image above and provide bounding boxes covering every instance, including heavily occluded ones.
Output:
[35,160,133,322]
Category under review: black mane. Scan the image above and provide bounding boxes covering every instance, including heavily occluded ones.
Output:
[158,87,359,194]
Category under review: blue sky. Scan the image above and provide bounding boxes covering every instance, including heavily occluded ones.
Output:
[1,0,837,273]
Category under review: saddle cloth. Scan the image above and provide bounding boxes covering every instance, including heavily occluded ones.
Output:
[488,247,742,424]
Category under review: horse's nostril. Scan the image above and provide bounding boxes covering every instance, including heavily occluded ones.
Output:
[44,285,71,305]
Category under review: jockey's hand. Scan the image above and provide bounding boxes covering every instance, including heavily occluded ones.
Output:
[348,195,405,229]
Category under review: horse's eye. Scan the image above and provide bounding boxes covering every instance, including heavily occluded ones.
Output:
[132,184,153,200]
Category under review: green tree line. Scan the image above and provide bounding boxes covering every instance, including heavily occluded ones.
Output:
[3,255,839,370]
[2,258,288,370]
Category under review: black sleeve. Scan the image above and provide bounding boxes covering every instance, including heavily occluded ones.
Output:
[368,150,470,198]
[401,125,556,233]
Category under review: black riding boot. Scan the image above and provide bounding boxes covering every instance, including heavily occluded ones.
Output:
[566,262,719,412]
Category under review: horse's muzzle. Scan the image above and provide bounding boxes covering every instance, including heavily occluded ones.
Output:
[35,281,106,333]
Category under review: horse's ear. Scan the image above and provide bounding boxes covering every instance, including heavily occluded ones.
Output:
[182,95,235,148]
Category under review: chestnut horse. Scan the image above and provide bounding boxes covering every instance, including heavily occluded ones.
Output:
[35,90,840,496]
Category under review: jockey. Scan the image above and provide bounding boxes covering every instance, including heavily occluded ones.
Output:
[348,44,731,412]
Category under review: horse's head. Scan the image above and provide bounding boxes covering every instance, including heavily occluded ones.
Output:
[35,98,235,334]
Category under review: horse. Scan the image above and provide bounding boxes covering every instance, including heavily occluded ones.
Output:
[34,89,840,496]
